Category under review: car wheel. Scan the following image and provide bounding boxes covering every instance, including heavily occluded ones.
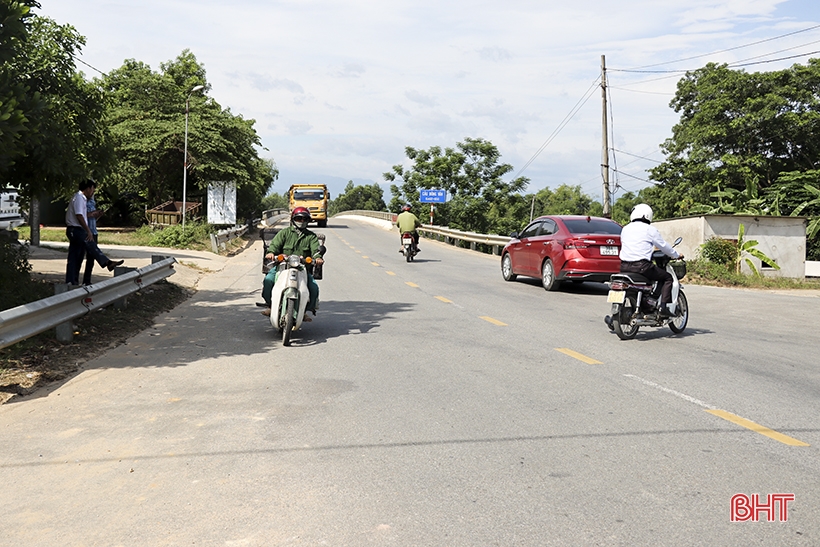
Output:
[541,259,559,291]
[501,254,517,281]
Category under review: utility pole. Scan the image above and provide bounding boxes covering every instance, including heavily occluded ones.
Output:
[601,54,612,218]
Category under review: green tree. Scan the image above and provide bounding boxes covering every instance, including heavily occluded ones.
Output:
[649,60,820,218]
[4,13,111,203]
[0,0,41,174]
[101,50,277,222]
[329,181,386,215]
[384,137,528,234]
[261,191,288,211]
[529,184,603,218]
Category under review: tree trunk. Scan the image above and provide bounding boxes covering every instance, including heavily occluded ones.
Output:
[29,196,41,246]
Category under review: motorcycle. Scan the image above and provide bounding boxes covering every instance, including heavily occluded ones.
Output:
[400,232,418,262]
[266,254,313,346]
[604,237,689,340]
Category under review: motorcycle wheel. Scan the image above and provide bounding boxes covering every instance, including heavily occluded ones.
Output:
[282,298,295,346]
[501,254,517,281]
[406,248,412,262]
[668,290,689,334]
[613,296,640,340]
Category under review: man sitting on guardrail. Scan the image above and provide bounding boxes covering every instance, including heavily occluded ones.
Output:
[65,179,124,286]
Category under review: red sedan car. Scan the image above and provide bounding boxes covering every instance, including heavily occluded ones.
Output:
[501,215,622,290]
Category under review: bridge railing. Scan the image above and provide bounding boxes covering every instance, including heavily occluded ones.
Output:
[334,210,511,255]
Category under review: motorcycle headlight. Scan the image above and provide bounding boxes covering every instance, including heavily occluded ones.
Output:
[287,255,301,268]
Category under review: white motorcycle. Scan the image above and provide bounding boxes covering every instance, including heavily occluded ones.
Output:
[267,254,313,346]
[604,237,689,340]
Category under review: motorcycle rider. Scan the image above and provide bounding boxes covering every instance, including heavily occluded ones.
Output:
[619,203,683,317]
[260,207,324,320]
[396,203,421,253]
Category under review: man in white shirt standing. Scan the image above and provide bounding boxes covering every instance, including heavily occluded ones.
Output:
[65,179,123,285]
[619,203,683,317]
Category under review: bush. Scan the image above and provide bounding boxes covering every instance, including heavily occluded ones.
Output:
[687,258,747,286]
[135,222,215,249]
[699,236,738,267]
[0,238,51,311]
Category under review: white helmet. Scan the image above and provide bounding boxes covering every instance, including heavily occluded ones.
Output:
[630,203,653,223]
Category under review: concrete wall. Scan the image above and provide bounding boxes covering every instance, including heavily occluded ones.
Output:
[654,215,807,278]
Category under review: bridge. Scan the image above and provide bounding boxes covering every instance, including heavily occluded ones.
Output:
[1,215,819,545]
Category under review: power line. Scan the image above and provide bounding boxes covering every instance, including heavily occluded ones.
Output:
[621,23,820,70]
[611,148,663,164]
[730,49,820,68]
[71,54,107,77]
[512,76,601,179]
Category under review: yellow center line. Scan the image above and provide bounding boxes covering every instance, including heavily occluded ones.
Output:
[371,262,380,267]
[705,409,810,446]
[362,255,369,259]
[435,296,453,303]
[355,250,362,254]
[386,271,396,276]
[406,282,419,288]
[555,348,603,365]
[480,316,507,326]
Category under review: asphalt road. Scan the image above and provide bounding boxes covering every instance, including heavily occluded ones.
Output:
[1,216,819,546]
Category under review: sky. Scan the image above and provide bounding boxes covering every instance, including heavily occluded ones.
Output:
[40,0,820,204]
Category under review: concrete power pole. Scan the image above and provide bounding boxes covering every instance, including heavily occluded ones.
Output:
[601,54,612,218]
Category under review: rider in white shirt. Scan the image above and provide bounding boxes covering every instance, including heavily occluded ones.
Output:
[619,204,683,317]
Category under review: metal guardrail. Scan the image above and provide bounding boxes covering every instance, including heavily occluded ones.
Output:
[261,208,289,226]
[0,256,177,350]
[334,210,512,255]
[210,224,249,253]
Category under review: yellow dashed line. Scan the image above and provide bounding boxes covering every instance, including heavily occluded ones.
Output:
[406,282,419,288]
[480,316,507,326]
[362,255,369,259]
[705,409,810,446]
[371,262,380,267]
[435,296,453,303]
[555,348,603,365]
[386,271,396,276]
[355,250,362,254]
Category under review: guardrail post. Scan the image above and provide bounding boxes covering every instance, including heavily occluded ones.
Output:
[113,267,138,310]
[493,245,500,255]
[54,283,75,343]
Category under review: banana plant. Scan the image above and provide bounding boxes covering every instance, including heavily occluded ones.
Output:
[790,184,820,240]
[736,223,780,276]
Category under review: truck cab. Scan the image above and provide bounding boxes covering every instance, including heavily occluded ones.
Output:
[288,184,330,227]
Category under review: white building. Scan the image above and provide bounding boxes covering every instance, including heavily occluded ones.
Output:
[654,215,807,278]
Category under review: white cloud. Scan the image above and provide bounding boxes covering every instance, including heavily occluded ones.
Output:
[41,0,820,195]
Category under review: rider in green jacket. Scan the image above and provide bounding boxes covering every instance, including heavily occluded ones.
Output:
[261,207,324,320]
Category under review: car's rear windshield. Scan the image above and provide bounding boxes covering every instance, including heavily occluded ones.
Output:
[563,219,622,235]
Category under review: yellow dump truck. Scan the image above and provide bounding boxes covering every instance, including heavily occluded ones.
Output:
[288,184,330,227]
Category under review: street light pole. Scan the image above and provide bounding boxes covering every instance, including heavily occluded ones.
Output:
[182,85,205,232]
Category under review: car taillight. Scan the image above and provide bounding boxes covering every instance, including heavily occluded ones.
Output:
[564,238,593,249]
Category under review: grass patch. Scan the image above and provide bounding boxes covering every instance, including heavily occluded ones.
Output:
[17,222,218,252]
[686,259,820,289]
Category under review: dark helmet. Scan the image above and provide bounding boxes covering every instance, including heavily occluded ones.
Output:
[291,206,311,223]
[401,204,412,212]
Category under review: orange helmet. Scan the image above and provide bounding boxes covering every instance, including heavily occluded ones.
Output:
[291,207,311,223]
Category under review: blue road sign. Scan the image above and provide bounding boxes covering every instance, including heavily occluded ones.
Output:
[419,189,447,203]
